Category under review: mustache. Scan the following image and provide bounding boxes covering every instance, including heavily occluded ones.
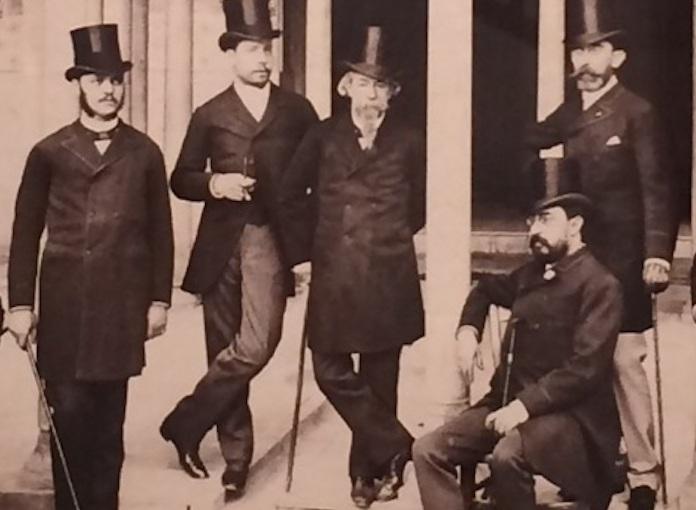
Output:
[529,234,551,250]
[569,65,602,79]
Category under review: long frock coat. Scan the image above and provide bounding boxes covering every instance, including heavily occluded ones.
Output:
[280,113,426,354]
[9,121,174,381]
[525,84,677,332]
[170,84,318,296]
[459,248,622,509]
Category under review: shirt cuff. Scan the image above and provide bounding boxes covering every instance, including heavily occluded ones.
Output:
[9,306,33,313]
[455,325,480,342]
[151,301,170,310]
[209,174,224,199]
[644,258,671,271]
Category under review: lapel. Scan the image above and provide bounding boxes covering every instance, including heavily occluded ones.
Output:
[254,85,286,136]
[219,83,287,139]
[60,121,138,177]
[516,247,588,296]
[569,83,624,134]
[336,112,399,177]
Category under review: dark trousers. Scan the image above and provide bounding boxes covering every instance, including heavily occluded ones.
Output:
[164,224,286,477]
[45,380,128,510]
[412,406,607,510]
[312,348,413,480]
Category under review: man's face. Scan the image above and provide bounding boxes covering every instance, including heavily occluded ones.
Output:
[78,73,125,120]
[527,206,574,264]
[230,39,274,87]
[344,72,396,120]
[570,41,624,92]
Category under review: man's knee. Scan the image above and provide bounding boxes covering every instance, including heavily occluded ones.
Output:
[412,431,447,467]
[489,431,525,473]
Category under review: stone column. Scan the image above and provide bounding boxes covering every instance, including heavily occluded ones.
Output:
[425,0,473,421]
[305,0,332,119]
[164,0,194,282]
[104,0,133,123]
[130,0,149,132]
[537,0,565,157]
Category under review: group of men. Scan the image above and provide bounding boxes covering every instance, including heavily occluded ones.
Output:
[2,0,693,509]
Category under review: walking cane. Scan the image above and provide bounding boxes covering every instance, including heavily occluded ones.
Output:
[2,327,82,510]
[285,310,309,493]
[651,293,668,506]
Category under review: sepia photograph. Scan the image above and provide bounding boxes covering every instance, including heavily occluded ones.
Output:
[0,1,694,509]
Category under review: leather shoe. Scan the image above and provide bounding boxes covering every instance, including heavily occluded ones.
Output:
[222,469,247,503]
[628,485,656,510]
[375,450,411,502]
[159,418,209,479]
[350,477,375,509]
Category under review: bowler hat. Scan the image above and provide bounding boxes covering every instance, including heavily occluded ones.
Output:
[566,0,624,48]
[219,0,281,51]
[65,24,132,81]
[342,26,400,85]
[527,158,593,215]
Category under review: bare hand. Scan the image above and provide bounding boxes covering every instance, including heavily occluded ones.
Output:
[643,261,669,294]
[8,309,37,351]
[484,400,529,436]
[147,304,168,339]
[212,174,256,202]
[455,327,482,384]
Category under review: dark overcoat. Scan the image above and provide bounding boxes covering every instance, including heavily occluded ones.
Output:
[170,84,318,295]
[279,113,426,354]
[459,248,622,507]
[9,121,174,381]
[526,84,677,332]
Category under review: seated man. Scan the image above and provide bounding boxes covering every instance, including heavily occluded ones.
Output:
[413,162,623,510]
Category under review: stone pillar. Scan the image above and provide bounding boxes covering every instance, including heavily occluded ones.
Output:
[104,0,133,123]
[130,0,149,132]
[164,0,194,282]
[425,0,473,421]
[305,0,332,119]
[537,0,565,158]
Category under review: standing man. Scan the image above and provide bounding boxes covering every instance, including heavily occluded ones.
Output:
[7,24,173,510]
[526,2,677,508]
[279,26,426,509]
[413,163,623,510]
[159,0,317,501]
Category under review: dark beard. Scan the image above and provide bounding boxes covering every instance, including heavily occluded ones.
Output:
[529,234,569,264]
[79,90,124,121]
[571,65,614,91]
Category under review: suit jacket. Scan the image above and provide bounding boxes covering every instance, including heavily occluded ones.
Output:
[279,113,426,354]
[170,84,318,295]
[9,121,174,381]
[459,248,622,504]
[526,84,677,331]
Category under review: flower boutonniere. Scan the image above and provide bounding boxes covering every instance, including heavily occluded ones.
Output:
[543,267,557,281]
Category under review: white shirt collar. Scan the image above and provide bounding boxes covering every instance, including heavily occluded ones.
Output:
[581,75,619,111]
[233,80,271,122]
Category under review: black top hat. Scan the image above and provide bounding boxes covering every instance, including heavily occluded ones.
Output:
[65,24,132,81]
[342,26,399,84]
[566,0,624,48]
[219,0,281,51]
[527,158,593,215]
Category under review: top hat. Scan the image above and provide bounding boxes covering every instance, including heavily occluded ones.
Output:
[219,0,281,51]
[342,26,400,85]
[566,0,624,48]
[65,24,132,81]
[527,158,593,215]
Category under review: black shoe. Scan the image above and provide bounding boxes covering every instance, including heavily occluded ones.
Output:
[375,450,411,502]
[351,477,376,509]
[628,485,656,510]
[159,417,209,479]
[222,469,247,503]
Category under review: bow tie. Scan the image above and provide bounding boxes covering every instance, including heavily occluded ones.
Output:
[85,126,118,141]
